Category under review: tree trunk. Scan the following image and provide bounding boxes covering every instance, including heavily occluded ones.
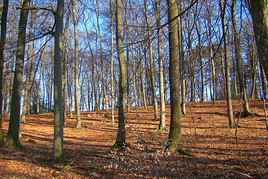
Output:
[53,0,64,162]
[22,12,34,123]
[166,0,182,152]
[231,0,251,116]
[71,0,81,128]
[248,0,268,80]
[220,0,235,128]
[144,0,158,120]
[154,0,166,130]
[6,0,30,149]
[0,0,9,145]
[115,0,127,148]
[110,0,115,124]
[62,8,71,124]
[178,0,186,114]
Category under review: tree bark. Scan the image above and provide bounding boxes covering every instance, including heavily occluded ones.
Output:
[231,0,251,116]
[0,0,9,145]
[220,0,235,128]
[144,0,158,120]
[115,0,127,148]
[110,0,115,124]
[248,0,268,81]
[71,0,81,128]
[154,0,166,130]
[6,0,30,149]
[53,0,64,162]
[166,0,182,152]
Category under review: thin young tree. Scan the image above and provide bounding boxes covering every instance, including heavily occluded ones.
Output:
[154,0,166,130]
[114,0,127,148]
[219,0,235,128]
[110,0,115,124]
[53,0,65,161]
[231,0,251,116]
[166,0,182,152]
[5,0,30,149]
[71,0,81,128]
[144,0,158,121]
[0,0,9,145]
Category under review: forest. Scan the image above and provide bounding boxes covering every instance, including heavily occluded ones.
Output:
[0,0,268,178]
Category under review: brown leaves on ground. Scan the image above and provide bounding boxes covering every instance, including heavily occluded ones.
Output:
[0,99,268,178]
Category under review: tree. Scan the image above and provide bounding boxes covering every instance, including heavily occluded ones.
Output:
[110,0,115,124]
[71,0,81,128]
[114,0,127,148]
[166,0,182,152]
[231,0,251,116]
[21,10,35,123]
[143,0,158,121]
[53,0,65,161]
[0,0,9,145]
[154,0,166,130]
[5,0,30,149]
[219,0,235,128]
[247,0,268,81]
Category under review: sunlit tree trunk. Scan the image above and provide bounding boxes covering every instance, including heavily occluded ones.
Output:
[0,0,9,145]
[22,11,34,123]
[110,0,115,124]
[166,0,182,152]
[71,0,81,128]
[94,0,108,112]
[53,0,64,162]
[231,0,251,115]
[154,0,166,130]
[144,0,158,120]
[195,19,205,102]
[62,8,71,124]
[6,0,30,149]
[178,0,186,114]
[115,0,126,148]
[220,0,235,128]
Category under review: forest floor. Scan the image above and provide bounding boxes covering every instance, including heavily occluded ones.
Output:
[0,100,268,178]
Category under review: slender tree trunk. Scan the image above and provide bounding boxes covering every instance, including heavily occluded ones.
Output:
[53,0,64,162]
[0,0,9,145]
[115,0,127,148]
[110,0,115,124]
[195,20,205,102]
[67,62,73,118]
[144,0,158,120]
[71,0,81,128]
[179,0,186,114]
[231,0,251,115]
[6,0,30,149]
[249,44,257,99]
[166,0,182,152]
[21,12,34,123]
[154,0,166,130]
[140,67,147,110]
[220,0,235,128]
[62,8,71,124]
[94,0,108,112]
[260,64,267,99]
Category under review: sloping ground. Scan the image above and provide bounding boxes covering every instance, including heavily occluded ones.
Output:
[0,100,267,178]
